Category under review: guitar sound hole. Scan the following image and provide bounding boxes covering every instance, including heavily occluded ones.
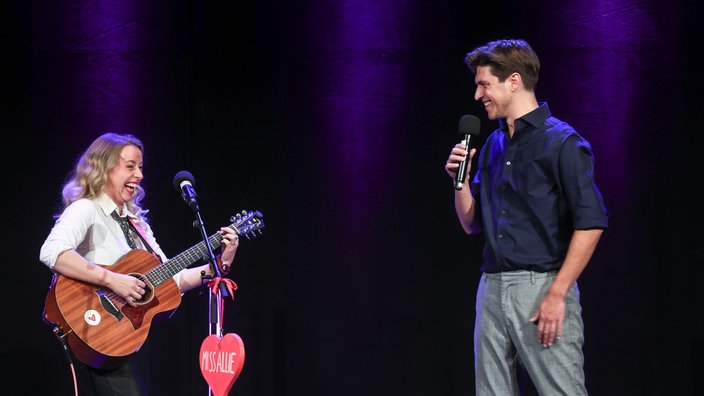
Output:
[128,273,154,303]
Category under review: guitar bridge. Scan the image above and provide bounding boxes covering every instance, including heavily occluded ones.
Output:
[96,289,124,321]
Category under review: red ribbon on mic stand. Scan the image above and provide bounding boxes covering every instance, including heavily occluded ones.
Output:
[207,277,238,299]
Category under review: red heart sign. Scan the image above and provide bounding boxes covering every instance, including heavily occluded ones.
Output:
[199,333,245,396]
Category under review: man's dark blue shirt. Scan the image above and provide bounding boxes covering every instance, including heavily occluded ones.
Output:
[470,103,609,273]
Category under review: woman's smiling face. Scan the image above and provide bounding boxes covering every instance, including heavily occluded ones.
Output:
[105,144,143,209]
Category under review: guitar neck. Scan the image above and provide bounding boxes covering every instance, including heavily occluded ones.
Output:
[145,232,223,287]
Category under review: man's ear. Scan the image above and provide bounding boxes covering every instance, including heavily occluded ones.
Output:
[508,72,522,92]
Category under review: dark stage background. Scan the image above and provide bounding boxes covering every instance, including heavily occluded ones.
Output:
[2,1,702,395]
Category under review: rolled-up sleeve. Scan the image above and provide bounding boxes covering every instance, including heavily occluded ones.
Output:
[559,136,609,230]
[39,199,97,268]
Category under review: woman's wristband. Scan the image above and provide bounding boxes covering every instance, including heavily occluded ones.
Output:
[215,254,230,276]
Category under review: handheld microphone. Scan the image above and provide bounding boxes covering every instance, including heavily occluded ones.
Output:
[173,170,199,210]
[455,115,481,190]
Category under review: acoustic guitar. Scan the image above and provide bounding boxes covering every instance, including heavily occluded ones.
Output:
[43,210,264,369]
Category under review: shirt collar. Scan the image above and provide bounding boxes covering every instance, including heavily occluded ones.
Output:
[96,193,136,220]
[521,102,551,128]
[499,102,552,132]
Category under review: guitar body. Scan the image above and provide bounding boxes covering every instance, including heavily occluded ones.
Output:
[44,249,182,369]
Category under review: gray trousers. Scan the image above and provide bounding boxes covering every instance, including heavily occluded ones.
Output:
[474,270,588,396]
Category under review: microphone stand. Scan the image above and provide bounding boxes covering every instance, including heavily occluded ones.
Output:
[189,203,229,340]
[190,203,228,396]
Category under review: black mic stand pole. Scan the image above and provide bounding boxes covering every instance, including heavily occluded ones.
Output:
[189,202,229,341]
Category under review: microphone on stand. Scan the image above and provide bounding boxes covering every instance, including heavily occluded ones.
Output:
[173,170,199,211]
[455,115,481,190]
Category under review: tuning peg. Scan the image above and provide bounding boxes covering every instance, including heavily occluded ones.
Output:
[231,210,253,222]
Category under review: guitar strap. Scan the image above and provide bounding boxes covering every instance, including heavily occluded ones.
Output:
[127,217,163,263]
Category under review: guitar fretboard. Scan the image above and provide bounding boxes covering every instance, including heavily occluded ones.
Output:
[145,232,224,286]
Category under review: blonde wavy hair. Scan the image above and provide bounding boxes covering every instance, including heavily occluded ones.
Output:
[60,132,149,223]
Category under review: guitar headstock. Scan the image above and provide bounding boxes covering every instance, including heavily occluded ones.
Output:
[230,210,265,239]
